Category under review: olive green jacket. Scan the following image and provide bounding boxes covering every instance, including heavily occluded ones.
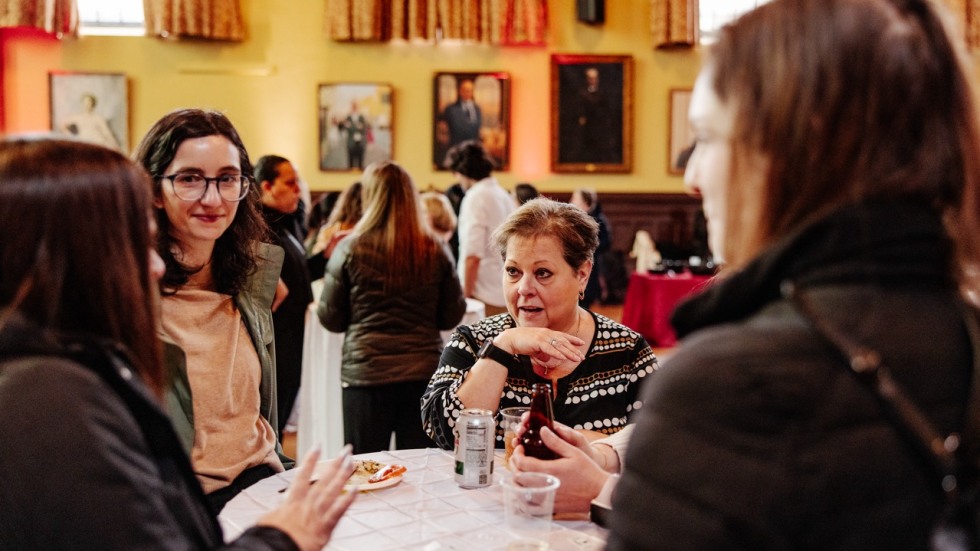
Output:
[163,242,293,468]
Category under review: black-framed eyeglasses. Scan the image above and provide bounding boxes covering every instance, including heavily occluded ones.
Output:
[158,173,251,202]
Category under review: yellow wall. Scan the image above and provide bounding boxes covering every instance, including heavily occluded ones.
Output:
[50,0,701,193]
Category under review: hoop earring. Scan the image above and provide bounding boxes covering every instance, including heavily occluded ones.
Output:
[578,290,585,301]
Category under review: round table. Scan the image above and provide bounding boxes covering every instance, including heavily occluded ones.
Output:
[219,448,607,550]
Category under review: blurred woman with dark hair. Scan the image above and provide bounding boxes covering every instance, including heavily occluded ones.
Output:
[0,139,353,550]
[134,109,290,511]
[318,161,465,453]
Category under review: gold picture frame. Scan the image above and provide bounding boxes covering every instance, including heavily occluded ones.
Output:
[318,82,394,172]
[432,71,511,171]
[551,54,633,173]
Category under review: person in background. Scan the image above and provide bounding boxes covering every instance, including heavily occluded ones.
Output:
[513,182,540,205]
[570,188,611,308]
[309,181,363,280]
[420,191,458,259]
[444,181,466,262]
[304,190,340,254]
[318,161,466,454]
[444,140,515,316]
[59,93,121,151]
[609,0,980,548]
[439,78,482,149]
[256,154,313,434]
[134,109,291,512]
[0,138,354,550]
[422,198,658,450]
[339,101,369,170]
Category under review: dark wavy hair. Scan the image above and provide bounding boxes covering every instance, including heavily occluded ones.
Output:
[443,140,495,180]
[133,109,269,296]
[254,154,290,184]
[0,139,165,397]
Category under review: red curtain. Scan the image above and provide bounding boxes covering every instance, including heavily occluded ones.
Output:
[0,0,78,37]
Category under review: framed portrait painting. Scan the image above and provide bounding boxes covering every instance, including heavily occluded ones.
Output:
[669,89,695,175]
[433,72,510,171]
[318,83,393,172]
[551,54,633,173]
[49,72,128,153]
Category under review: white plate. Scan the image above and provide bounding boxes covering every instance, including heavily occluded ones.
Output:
[314,459,405,492]
[344,473,403,492]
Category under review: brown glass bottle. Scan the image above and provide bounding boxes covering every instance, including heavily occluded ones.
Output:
[521,382,558,460]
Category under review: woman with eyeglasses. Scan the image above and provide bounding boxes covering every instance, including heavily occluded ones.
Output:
[134,109,291,512]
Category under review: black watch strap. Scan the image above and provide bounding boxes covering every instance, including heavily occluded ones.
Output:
[477,339,519,370]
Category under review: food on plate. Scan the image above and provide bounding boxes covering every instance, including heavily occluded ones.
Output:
[368,463,407,484]
[344,459,406,489]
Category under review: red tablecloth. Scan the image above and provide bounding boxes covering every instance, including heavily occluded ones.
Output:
[621,271,713,347]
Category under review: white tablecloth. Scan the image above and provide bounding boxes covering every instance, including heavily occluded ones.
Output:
[297,289,485,458]
[219,448,606,550]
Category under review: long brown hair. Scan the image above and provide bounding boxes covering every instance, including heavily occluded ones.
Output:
[133,108,269,296]
[0,139,165,396]
[353,161,440,291]
[709,0,980,296]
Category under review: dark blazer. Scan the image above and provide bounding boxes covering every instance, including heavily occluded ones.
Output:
[261,205,314,430]
[442,101,482,145]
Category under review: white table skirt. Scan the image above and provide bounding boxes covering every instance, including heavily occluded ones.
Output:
[219,448,606,550]
[297,288,485,459]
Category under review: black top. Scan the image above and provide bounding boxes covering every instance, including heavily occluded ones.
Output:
[609,202,973,550]
[0,317,299,550]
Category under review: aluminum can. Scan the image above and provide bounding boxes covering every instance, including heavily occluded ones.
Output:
[454,408,495,488]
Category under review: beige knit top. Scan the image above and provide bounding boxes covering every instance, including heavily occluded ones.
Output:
[160,288,283,494]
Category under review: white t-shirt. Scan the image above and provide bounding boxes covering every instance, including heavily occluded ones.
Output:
[457,177,516,307]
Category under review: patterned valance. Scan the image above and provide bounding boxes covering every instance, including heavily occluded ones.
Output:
[650,0,697,49]
[325,0,547,45]
[0,0,78,37]
[144,0,246,42]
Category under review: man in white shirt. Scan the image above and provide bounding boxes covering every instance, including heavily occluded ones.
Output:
[444,140,515,315]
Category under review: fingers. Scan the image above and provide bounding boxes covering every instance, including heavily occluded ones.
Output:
[539,426,580,458]
[311,445,353,513]
[551,422,588,447]
[546,335,586,362]
[286,447,323,500]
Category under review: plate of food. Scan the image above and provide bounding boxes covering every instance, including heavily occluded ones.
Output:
[340,459,406,491]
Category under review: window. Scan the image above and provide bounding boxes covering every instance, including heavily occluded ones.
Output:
[78,0,145,36]
[700,0,770,43]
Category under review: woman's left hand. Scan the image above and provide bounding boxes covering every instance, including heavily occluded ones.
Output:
[493,327,586,379]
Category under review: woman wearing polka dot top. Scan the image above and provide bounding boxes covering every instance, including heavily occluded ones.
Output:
[421,198,660,449]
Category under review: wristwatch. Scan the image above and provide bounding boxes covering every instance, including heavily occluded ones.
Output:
[477,339,518,370]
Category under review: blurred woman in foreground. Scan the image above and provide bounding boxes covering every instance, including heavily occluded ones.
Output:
[609,0,980,548]
[0,139,353,550]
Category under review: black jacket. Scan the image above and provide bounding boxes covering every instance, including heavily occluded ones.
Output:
[0,318,298,550]
[609,202,975,550]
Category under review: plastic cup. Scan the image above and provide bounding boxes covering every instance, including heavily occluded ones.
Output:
[501,472,561,541]
[500,406,529,464]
